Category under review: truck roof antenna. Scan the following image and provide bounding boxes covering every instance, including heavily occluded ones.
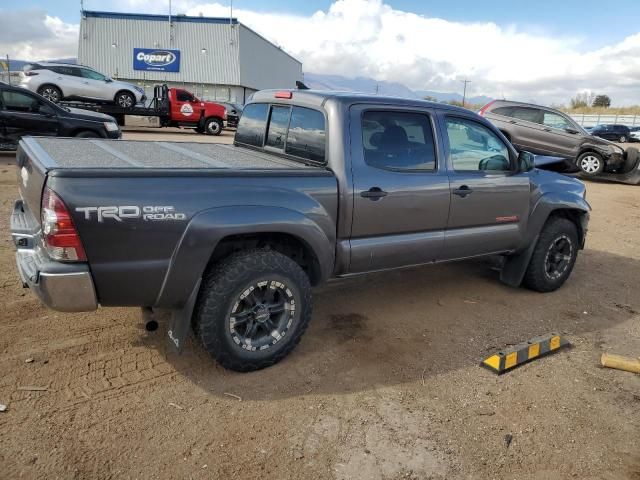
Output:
[296,81,309,90]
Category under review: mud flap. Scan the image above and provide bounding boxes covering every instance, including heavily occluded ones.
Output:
[500,236,538,287]
[167,279,201,352]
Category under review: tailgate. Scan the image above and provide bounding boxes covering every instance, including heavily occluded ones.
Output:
[15,139,50,227]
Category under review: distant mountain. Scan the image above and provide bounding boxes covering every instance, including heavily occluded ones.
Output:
[415,90,493,106]
[304,72,493,105]
[304,73,419,99]
[5,57,76,71]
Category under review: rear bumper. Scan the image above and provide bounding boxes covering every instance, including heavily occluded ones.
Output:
[12,199,98,312]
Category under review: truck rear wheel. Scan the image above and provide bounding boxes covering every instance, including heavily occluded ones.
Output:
[204,117,223,136]
[193,249,312,372]
[523,217,579,292]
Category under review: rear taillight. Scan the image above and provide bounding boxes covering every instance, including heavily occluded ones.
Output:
[41,187,86,262]
[478,100,496,117]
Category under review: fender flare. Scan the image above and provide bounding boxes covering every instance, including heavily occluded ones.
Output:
[155,205,335,308]
[500,192,590,287]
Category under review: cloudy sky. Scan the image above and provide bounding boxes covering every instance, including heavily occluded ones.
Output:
[2,0,640,105]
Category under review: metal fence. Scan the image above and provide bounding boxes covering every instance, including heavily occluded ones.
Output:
[569,114,640,128]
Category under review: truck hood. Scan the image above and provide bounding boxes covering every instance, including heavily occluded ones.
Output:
[531,167,587,199]
[62,107,116,123]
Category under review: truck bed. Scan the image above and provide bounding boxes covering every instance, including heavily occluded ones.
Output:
[24,137,321,172]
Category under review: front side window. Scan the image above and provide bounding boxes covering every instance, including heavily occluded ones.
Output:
[285,107,325,162]
[80,68,106,81]
[235,103,269,147]
[511,107,541,124]
[361,110,436,171]
[543,112,570,130]
[1,91,40,113]
[265,106,290,150]
[445,117,511,172]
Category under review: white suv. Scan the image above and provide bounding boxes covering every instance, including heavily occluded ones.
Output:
[20,63,146,108]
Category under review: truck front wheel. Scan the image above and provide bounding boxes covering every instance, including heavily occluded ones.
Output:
[193,249,312,372]
[523,217,579,292]
[204,117,223,135]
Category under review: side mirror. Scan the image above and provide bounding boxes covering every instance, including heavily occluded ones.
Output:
[565,127,579,134]
[518,151,535,172]
[30,101,41,113]
[479,155,510,171]
[105,77,113,83]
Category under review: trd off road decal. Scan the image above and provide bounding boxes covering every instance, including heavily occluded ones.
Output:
[76,206,186,222]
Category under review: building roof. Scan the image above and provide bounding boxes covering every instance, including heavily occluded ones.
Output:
[82,10,239,25]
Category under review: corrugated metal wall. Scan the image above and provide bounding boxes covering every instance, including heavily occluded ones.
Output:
[77,13,302,96]
[238,26,302,90]
[78,15,240,84]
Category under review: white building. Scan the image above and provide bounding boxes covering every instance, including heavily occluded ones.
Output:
[77,10,302,104]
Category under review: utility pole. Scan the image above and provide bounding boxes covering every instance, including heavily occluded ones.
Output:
[461,79,471,108]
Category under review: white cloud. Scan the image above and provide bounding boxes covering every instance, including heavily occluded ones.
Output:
[0,9,78,61]
[2,1,640,105]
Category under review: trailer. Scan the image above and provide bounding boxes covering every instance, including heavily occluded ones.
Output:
[57,84,227,135]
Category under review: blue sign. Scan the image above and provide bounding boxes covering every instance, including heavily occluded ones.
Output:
[133,48,180,72]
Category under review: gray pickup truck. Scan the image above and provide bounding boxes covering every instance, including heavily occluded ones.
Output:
[11,90,590,371]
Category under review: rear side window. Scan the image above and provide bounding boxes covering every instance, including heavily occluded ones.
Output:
[235,103,269,147]
[511,107,541,123]
[52,66,79,76]
[362,110,436,171]
[284,107,326,162]
[492,106,513,117]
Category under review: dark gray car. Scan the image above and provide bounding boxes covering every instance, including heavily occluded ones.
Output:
[479,100,627,176]
[11,90,591,372]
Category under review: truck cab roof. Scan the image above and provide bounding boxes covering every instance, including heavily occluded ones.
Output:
[250,89,468,113]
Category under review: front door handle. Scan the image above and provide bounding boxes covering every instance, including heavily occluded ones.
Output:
[453,185,473,198]
[360,187,388,200]
[509,120,517,124]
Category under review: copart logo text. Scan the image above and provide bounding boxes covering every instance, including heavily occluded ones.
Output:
[76,206,186,222]
[136,50,176,67]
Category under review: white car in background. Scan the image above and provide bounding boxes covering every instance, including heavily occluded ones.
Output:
[630,127,640,142]
[19,62,146,108]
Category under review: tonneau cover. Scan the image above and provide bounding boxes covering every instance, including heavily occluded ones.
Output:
[24,137,319,171]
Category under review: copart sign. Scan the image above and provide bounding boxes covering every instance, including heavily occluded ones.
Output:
[133,48,180,72]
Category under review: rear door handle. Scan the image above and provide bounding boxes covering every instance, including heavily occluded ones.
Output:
[453,185,473,198]
[543,128,552,132]
[509,120,517,124]
[360,187,388,200]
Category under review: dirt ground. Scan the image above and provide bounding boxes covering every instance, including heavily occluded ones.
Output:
[0,131,639,479]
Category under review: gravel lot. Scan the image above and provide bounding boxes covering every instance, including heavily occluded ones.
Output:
[0,130,639,479]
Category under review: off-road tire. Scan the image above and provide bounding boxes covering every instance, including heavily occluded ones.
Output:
[576,151,604,176]
[37,85,62,103]
[193,249,312,372]
[523,217,579,293]
[204,117,223,135]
